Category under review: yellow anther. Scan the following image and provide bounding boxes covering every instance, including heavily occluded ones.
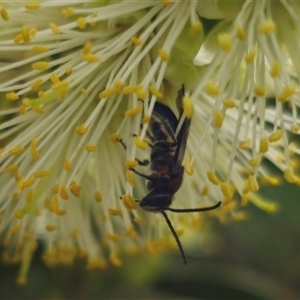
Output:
[26,189,33,204]
[31,78,43,90]
[135,87,147,100]
[83,42,92,55]
[213,110,223,128]
[10,224,22,234]
[268,130,282,142]
[13,169,20,182]
[248,175,259,191]
[76,124,88,135]
[125,160,138,169]
[142,115,150,124]
[126,170,136,186]
[32,62,49,71]
[258,20,276,35]
[254,86,265,97]
[291,124,300,133]
[114,79,124,92]
[207,171,220,185]
[122,85,135,94]
[51,184,60,194]
[94,191,102,203]
[109,209,122,216]
[33,170,50,178]
[29,28,37,37]
[125,105,143,117]
[110,133,119,144]
[99,88,112,99]
[131,36,142,46]
[259,137,269,153]
[19,106,27,115]
[46,225,56,232]
[32,45,49,53]
[109,253,122,267]
[85,144,97,152]
[149,86,163,99]
[121,194,137,210]
[14,210,24,219]
[83,53,100,62]
[201,185,209,196]
[0,8,9,21]
[61,7,74,16]
[261,176,281,185]
[65,67,73,75]
[63,160,72,172]
[70,181,82,197]
[244,49,256,63]
[59,185,69,200]
[77,17,86,29]
[25,3,41,10]
[14,34,23,44]
[189,21,202,36]
[6,92,19,101]
[38,91,45,97]
[236,26,245,40]
[30,145,39,161]
[161,0,170,5]
[81,88,88,97]
[222,98,235,108]
[107,233,121,242]
[249,193,279,213]
[86,258,107,270]
[277,83,297,102]
[205,82,220,96]
[9,146,25,156]
[222,197,232,206]
[49,22,60,34]
[134,217,142,224]
[50,73,60,84]
[51,80,68,90]
[249,156,259,167]
[22,177,36,189]
[217,32,232,51]
[183,96,193,119]
[270,60,281,78]
[134,136,148,149]
[158,48,169,61]
[239,139,251,150]
[242,179,250,194]
[284,168,296,183]
[22,26,30,44]
[33,106,45,114]
[220,182,232,199]
[184,156,194,175]
[3,164,18,173]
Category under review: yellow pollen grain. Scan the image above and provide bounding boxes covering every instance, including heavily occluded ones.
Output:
[126,171,136,186]
[268,130,282,143]
[122,85,135,94]
[110,133,119,143]
[33,106,45,114]
[291,124,300,133]
[70,181,82,197]
[52,80,68,90]
[110,253,122,267]
[46,225,56,232]
[239,139,251,150]
[65,67,73,75]
[277,83,297,102]
[10,224,22,234]
[217,33,232,52]
[184,156,194,175]
[261,176,281,185]
[22,26,30,44]
[236,26,245,40]
[270,60,281,78]
[244,49,256,63]
[2,164,18,173]
[220,182,232,199]
[13,169,20,182]
[207,171,220,185]
[14,34,24,44]
[31,78,43,90]
[32,45,49,53]
[50,73,60,84]
[85,144,97,152]
[6,92,19,101]
[254,86,265,97]
[201,185,209,197]
[213,110,223,128]
[125,160,138,169]
[183,96,193,119]
[76,124,88,135]
[131,36,142,46]
[222,98,235,108]
[149,86,163,99]
[259,138,269,153]
[135,87,147,100]
[83,42,92,54]
[258,20,276,35]
[94,191,102,203]
[83,53,100,63]
[107,233,121,242]
[189,21,202,36]
[121,194,137,210]
[284,168,296,183]
[205,82,220,96]
[0,8,9,21]
[33,170,49,178]
[142,115,150,124]
[63,160,72,172]
[32,62,49,71]
[59,185,69,200]
[134,136,148,149]
[19,106,27,115]
[125,105,143,117]
[9,146,25,156]
[77,17,86,29]
[22,177,35,188]
[49,22,60,34]
[113,79,124,93]
[25,3,40,10]
[26,189,33,204]
[61,7,74,16]
[99,88,112,99]
[158,48,169,61]
[109,209,122,216]
[248,175,259,191]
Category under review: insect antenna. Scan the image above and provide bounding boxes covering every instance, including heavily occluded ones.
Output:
[165,201,222,213]
[160,210,187,265]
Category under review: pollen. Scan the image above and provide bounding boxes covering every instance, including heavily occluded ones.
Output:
[77,17,86,29]
[291,124,300,133]
[142,115,150,124]
[63,160,72,172]
[268,130,282,143]
[222,98,235,108]
[76,124,88,135]
[6,92,19,101]
[254,86,265,97]
[236,26,245,40]
[61,7,74,16]
[50,73,60,84]
[189,21,202,36]
[284,168,296,183]
[14,210,24,219]
[258,20,276,35]
[86,258,107,270]
[134,136,148,149]
[217,33,232,52]
[33,170,50,178]
[26,189,33,204]
[149,86,163,99]
[83,54,100,63]
[49,22,60,34]
[249,156,259,167]
[9,146,25,156]
[2,164,18,173]
[213,110,223,128]
[33,106,45,114]
[52,80,68,90]
[270,60,281,78]
[25,3,41,10]
[244,49,256,63]
[158,48,169,61]
[125,160,138,169]
[184,156,194,175]
[10,224,22,234]
[259,138,269,153]
[94,191,102,203]
[85,144,96,152]
[135,87,147,100]
[65,68,73,75]
[99,88,113,99]
[125,105,143,117]
[131,36,142,46]
[261,176,281,185]
[31,78,43,90]
[19,106,27,115]
[248,175,259,191]
[239,139,251,150]
[32,62,49,71]
[14,34,23,44]
[51,184,59,194]
[46,225,56,232]
[220,182,233,199]
[277,83,297,102]
[107,233,121,241]
[22,26,30,44]
[121,194,137,210]
[70,181,82,197]
[109,209,122,216]
[59,185,69,200]
[183,96,193,119]
[122,85,135,94]
[0,8,9,21]
[207,171,220,185]
[110,133,119,143]
[126,170,136,186]
[205,82,220,96]
[109,253,122,267]
[32,45,49,53]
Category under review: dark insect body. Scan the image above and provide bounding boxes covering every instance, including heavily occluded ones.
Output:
[129,85,222,264]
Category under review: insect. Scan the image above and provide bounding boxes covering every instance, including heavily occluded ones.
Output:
[127,85,221,264]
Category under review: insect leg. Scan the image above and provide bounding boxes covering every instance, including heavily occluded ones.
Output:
[165,201,222,213]
[160,210,187,265]
[130,168,156,181]
[119,139,149,166]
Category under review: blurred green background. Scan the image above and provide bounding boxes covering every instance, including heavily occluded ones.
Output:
[1,180,300,300]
